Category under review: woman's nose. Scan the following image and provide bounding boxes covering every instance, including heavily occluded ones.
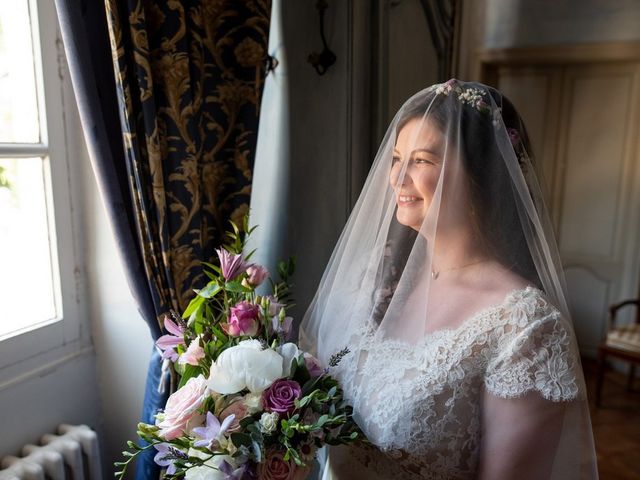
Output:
[390,162,413,188]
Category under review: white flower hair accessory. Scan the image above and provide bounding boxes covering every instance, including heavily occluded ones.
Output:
[428,78,493,116]
[428,79,530,166]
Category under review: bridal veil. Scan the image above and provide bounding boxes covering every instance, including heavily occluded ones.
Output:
[300,79,598,479]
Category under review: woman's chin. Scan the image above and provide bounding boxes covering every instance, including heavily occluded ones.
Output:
[396,211,423,231]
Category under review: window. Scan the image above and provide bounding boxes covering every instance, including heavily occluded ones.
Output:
[0,0,85,374]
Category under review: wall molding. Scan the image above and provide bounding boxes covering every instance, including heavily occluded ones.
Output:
[0,345,95,393]
[478,41,640,84]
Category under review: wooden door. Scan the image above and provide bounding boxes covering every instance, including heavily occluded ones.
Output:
[495,62,640,357]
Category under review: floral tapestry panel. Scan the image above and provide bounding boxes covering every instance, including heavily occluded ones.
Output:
[104,0,272,324]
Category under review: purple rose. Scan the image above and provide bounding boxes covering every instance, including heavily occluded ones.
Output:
[224,302,260,337]
[262,379,302,415]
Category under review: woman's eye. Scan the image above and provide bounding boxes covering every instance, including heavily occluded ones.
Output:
[392,156,401,164]
[414,157,433,165]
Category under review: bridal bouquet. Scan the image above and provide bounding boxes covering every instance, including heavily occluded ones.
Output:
[116,219,362,479]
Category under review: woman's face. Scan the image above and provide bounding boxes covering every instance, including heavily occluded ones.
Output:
[389,117,445,232]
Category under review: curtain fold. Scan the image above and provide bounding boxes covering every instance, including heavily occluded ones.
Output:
[55,0,271,477]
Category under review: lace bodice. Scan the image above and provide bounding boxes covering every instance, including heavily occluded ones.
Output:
[324,286,584,480]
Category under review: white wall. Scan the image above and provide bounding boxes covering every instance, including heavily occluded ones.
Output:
[81,142,153,475]
[484,0,640,48]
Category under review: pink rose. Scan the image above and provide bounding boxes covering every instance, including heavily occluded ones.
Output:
[303,353,324,377]
[178,337,205,366]
[258,451,296,480]
[219,398,250,432]
[246,265,269,286]
[157,376,208,440]
[224,302,260,337]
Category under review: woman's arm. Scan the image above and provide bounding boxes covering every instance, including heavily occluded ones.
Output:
[478,389,566,480]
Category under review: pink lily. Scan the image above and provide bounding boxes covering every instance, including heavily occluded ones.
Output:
[216,248,249,281]
[156,316,185,361]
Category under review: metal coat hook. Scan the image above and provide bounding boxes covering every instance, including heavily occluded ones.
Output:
[307,0,336,75]
[265,54,279,75]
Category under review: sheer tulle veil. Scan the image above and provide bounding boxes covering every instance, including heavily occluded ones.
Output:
[300,79,598,478]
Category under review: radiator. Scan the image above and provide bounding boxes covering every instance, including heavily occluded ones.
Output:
[0,424,102,480]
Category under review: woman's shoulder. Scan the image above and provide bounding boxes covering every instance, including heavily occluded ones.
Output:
[480,273,583,402]
[476,261,561,326]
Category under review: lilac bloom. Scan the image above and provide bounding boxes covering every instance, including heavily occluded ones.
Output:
[156,316,186,361]
[216,248,249,281]
[219,460,249,480]
[153,443,182,475]
[192,411,236,449]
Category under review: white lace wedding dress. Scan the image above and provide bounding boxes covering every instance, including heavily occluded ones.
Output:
[322,286,584,480]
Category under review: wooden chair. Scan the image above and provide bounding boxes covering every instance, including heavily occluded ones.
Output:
[595,298,640,407]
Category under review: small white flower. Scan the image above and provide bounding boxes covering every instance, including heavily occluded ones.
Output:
[243,392,263,414]
[259,412,280,434]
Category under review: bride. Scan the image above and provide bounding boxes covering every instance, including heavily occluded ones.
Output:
[300,79,598,479]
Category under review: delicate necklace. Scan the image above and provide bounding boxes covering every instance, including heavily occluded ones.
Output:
[431,259,488,280]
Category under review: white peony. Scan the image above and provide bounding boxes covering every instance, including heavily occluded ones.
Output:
[208,340,283,394]
[184,449,234,480]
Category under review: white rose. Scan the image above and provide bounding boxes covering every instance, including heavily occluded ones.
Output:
[259,411,280,434]
[185,449,234,480]
[208,340,283,394]
[278,342,301,377]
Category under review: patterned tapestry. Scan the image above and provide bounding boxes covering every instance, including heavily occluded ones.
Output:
[104,0,272,328]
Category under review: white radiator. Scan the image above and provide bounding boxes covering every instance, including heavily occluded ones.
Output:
[0,424,102,480]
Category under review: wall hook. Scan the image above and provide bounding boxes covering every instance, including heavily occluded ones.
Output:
[307,0,336,75]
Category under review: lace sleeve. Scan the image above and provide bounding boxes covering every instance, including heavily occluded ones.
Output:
[484,294,583,402]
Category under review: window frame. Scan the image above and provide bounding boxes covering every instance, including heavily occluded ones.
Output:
[0,0,88,381]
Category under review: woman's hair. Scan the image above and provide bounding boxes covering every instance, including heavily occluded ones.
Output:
[374,85,540,322]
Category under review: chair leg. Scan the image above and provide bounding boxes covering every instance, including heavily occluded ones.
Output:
[596,350,607,407]
[628,364,637,392]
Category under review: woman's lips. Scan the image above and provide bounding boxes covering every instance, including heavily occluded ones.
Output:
[397,195,423,206]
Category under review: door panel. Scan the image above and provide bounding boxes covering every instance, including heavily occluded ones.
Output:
[495,62,640,356]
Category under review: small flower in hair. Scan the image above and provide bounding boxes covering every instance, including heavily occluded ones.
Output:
[507,128,520,146]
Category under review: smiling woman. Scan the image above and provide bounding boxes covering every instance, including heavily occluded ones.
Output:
[391,118,445,232]
[300,79,599,479]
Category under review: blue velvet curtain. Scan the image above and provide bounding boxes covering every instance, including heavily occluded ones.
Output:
[55,0,271,477]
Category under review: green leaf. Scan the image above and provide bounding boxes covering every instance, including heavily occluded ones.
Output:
[178,364,201,389]
[225,281,250,293]
[244,248,257,262]
[316,414,329,427]
[183,295,204,318]
[202,261,222,275]
[230,432,252,448]
[197,282,221,299]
